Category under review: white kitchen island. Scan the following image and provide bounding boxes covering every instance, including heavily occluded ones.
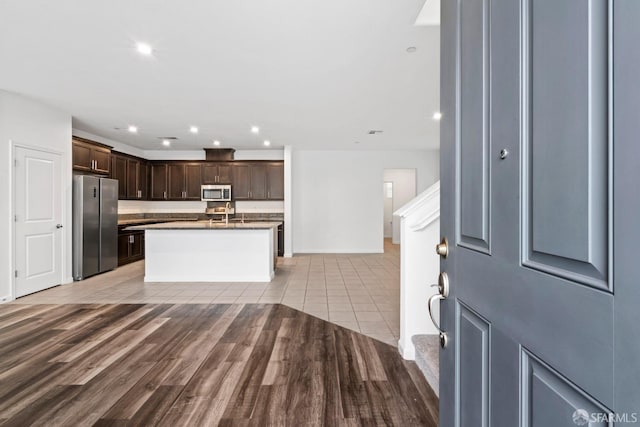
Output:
[126,221,281,282]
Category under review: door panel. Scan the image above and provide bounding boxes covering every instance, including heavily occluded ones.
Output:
[126,158,139,199]
[250,164,268,200]
[92,148,111,174]
[218,164,232,183]
[14,147,62,297]
[439,0,636,425]
[522,351,610,427]
[168,164,185,199]
[112,155,127,199]
[524,0,609,290]
[150,164,168,200]
[139,162,149,200]
[267,163,284,200]
[201,164,218,184]
[72,141,92,171]
[184,164,202,200]
[457,303,490,427]
[458,0,490,253]
[99,179,118,272]
[232,163,251,200]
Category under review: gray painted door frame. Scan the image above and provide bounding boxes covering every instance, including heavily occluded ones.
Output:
[439,0,640,425]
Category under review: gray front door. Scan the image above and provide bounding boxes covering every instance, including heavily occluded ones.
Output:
[439,0,640,425]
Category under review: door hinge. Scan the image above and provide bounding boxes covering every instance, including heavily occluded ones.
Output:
[14,215,18,222]
[14,270,18,278]
[14,159,18,167]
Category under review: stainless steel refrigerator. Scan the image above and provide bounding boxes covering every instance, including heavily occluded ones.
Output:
[73,175,118,280]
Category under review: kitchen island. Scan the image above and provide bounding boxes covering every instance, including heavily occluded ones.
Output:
[126,221,281,282]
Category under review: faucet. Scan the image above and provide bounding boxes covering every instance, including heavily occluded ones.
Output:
[225,202,231,225]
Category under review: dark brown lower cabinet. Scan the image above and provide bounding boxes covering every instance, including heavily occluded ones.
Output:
[118,229,145,266]
[278,223,284,257]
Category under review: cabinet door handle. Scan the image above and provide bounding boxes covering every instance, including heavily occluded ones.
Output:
[129,235,134,244]
[268,191,270,199]
[163,191,167,199]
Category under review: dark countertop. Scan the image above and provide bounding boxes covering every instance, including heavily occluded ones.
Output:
[117,217,199,226]
[125,220,282,231]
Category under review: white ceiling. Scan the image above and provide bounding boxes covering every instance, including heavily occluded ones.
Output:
[0,0,440,151]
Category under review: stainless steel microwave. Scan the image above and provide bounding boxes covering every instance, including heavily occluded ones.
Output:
[201,184,232,201]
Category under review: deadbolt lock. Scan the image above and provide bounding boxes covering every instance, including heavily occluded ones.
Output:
[435,237,448,258]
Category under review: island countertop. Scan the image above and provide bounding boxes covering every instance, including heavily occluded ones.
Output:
[125,220,282,231]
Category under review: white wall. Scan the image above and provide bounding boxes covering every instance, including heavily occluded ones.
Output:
[292,150,439,253]
[383,169,417,244]
[0,91,72,301]
[234,150,284,161]
[72,129,145,158]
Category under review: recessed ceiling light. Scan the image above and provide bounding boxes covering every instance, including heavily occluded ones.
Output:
[189,126,198,134]
[128,125,138,133]
[251,126,260,134]
[213,140,221,146]
[368,130,383,135]
[263,140,271,146]
[354,141,361,144]
[406,46,417,53]
[162,139,171,146]
[136,42,153,56]
[432,112,443,120]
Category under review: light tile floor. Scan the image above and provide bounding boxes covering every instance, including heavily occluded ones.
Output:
[13,239,401,345]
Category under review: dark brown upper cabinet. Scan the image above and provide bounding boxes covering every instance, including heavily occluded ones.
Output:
[230,162,283,200]
[110,152,149,200]
[111,154,127,199]
[97,154,284,202]
[201,163,233,184]
[138,162,149,200]
[231,163,251,200]
[72,137,111,175]
[250,163,268,200]
[266,162,285,200]
[161,162,202,200]
[150,163,169,200]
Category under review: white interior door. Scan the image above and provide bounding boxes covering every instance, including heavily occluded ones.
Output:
[14,146,63,298]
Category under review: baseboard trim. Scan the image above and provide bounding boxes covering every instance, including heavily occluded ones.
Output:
[398,339,416,360]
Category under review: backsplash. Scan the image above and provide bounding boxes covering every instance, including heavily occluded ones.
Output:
[118,200,284,215]
[118,200,206,214]
[235,200,284,213]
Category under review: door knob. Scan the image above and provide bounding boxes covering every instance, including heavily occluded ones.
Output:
[56,224,63,229]
[435,237,448,258]
[428,272,449,348]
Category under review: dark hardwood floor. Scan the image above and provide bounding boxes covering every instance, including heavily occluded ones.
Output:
[0,303,438,426]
